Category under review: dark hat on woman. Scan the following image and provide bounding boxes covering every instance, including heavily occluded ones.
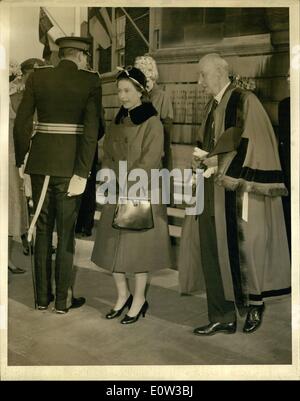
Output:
[116,66,147,92]
[20,58,45,73]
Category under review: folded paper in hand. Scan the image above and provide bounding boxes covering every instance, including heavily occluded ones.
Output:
[193,147,208,160]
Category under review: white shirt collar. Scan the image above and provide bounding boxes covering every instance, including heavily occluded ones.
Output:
[214,81,231,104]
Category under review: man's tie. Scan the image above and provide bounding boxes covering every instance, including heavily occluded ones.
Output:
[202,99,218,153]
[201,99,219,217]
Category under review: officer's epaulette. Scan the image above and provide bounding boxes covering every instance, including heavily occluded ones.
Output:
[79,68,101,78]
[34,65,54,70]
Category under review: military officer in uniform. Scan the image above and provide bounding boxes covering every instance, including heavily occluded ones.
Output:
[13,36,103,313]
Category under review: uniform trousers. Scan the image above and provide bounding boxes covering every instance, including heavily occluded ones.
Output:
[31,175,81,310]
[75,159,97,234]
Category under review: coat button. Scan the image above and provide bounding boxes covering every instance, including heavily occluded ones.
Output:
[124,138,128,143]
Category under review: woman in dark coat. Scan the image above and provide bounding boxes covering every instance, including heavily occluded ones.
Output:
[92,67,172,324]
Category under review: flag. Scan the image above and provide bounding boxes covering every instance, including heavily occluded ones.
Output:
[99,8,113,39]
[47,25,61,52]
[39,7,53,59]
[89,8,112,49]
[39,8,60,59]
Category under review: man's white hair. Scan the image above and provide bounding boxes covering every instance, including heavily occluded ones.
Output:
[198,53,229,75]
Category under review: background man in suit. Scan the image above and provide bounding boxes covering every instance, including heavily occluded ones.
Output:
[14,36,103,313]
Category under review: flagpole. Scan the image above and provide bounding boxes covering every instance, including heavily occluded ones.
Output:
[44,7,67,36]
[74,7,81,36]
[111,8,117,70]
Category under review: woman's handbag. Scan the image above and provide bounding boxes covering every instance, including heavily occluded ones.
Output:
[112,197,154,231]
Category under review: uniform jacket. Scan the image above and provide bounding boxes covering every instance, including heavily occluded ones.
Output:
[13,59,103,178]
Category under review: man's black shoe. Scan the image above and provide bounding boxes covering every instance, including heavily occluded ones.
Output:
[243,304,265,334]
[37,294,55,310]
[37,305,48,311]
[193,321,236,336]
[54,297,86,314]
[70,297,86,309]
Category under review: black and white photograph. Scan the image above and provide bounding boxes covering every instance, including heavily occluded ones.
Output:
[0,0,299,381]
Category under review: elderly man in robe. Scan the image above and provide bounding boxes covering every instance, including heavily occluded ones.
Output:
[193,53,290,336]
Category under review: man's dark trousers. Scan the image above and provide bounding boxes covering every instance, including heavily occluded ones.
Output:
[198,98,236,324]
[31,174,81,310]
[198,176,236,324]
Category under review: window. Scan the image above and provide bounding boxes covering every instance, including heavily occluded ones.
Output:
[115,14,126,66]
[158,7,270,49]
[116,15,126,49]
[160,8,225,48]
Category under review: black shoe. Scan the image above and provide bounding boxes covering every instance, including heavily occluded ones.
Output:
[243,304,265,334]
[120,301,149,325]
[54,297,86,314]
[106,294,133,319]
[8,266,26,274]
[37,305,48,311]
[37,294,55,310]
[70,297,86,309]
[193,321,237,336]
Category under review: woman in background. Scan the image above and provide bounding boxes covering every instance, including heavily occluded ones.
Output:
[8,58,44,274]
[134,55,174,172]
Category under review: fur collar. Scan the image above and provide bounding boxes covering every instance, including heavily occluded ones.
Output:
[115,102,157,125]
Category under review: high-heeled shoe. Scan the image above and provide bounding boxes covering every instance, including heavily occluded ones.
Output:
[105,294,133,319]
[120,300,149,324]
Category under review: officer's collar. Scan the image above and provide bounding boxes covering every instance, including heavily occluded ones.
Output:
[214,81,231,104]
[58,59,79,70]
[115,102,158,125]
